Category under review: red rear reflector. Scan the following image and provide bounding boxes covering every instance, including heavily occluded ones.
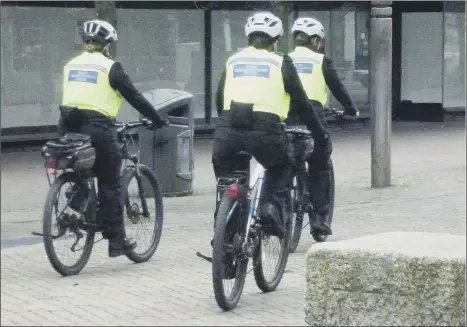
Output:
[229,185,239,198]
[47,158,57,174]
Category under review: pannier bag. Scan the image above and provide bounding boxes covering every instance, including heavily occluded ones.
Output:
[41,133,96,172]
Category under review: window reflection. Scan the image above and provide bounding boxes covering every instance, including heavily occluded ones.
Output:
[116,9,205,120]
[1,7,95,128]
[443,2,465,109]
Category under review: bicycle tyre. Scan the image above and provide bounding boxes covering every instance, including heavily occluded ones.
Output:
[289,173,307,253]
[121,164,164,263]
[42,172,95,276]
[212,192,248,311]
[253,194,292,292]
[311,159,335,243]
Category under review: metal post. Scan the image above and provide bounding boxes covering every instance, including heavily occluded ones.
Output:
[370,1,392,188]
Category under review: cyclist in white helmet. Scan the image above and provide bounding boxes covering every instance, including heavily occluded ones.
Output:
[288,17,359,235]
[60,20,168,257]
[212,12,323,245]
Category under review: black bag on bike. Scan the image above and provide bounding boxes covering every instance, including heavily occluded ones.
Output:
[230,101,254,129]
[41,133,96,171]
[290,134,314,162]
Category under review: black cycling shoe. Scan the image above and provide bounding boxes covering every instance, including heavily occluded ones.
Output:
[261,202,285,239]
[311,213,332,235]
[108,237,137,258]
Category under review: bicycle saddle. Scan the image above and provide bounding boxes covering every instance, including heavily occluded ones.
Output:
[236,151,252,159]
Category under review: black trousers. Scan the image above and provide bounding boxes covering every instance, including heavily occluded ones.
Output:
[212,121,292,212]
[306,101,333,213]
[59,107,123,238]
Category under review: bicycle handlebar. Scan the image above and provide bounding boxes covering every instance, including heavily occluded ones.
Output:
[322,107,344,117]
[114,118,153,132]
[284,107,359,136]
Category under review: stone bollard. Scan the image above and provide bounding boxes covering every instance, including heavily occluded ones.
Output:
[305,232,466,326]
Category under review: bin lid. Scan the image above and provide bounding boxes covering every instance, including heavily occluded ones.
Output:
[142,89,194,112]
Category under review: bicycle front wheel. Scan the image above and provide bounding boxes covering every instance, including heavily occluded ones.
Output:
[212,192,248,311]
[42,172,95,276]
[289,173,307,253]
[121,164,164,263]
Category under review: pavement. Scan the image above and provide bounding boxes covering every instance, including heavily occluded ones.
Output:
[1,120,466,326]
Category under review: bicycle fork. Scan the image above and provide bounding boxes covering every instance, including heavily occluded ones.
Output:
[132,165,150,218]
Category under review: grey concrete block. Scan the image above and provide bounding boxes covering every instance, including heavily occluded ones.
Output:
[305,232,466,326]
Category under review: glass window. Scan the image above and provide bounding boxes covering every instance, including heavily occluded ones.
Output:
[330,10,369,109]
[1,6,95,128]
[443,2,465,110]
[116,9,205,121]
[401,12,443,103]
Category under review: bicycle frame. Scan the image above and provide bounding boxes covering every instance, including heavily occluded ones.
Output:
[241,163,265,249]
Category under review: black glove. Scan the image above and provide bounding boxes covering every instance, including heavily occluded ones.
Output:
[152,118,169,129]
[343,106,359,117]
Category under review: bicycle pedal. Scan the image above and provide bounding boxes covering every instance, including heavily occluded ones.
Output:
[31,231,43,237]
[196,252,212,263]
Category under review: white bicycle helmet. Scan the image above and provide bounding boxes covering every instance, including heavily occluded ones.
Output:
[245,12,284,38]
[82,19,118,44]
[291,17,325,39]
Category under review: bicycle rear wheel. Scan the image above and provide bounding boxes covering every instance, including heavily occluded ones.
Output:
[311,159,335,243]
[212,192,248,311]
[289,173,307,253]
[42,172,95,276]
[253,193,292,292]
[121,164,164,263]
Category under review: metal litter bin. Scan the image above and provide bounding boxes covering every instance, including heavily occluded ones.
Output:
[138,89,194,197]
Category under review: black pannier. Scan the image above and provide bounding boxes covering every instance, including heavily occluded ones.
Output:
[41,133,96,171]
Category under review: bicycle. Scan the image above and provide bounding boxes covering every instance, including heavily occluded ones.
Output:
[205,150,293,311]
[35,118,164,276]
[288,108,357,253]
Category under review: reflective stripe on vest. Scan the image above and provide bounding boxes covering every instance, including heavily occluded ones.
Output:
[289,47,328,106]
[223,47,290,121]
[62,52,122,118]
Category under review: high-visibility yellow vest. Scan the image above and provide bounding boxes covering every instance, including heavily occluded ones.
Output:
[223,47,290,121]
[62,52,123,118]
[289,46,328,106]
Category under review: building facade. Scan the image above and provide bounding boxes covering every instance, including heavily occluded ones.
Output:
[0,1,465,141]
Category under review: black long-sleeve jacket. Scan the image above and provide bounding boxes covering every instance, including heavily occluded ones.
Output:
[321,56,354,109]
[108,62,164,124]
[215,54,323,134]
